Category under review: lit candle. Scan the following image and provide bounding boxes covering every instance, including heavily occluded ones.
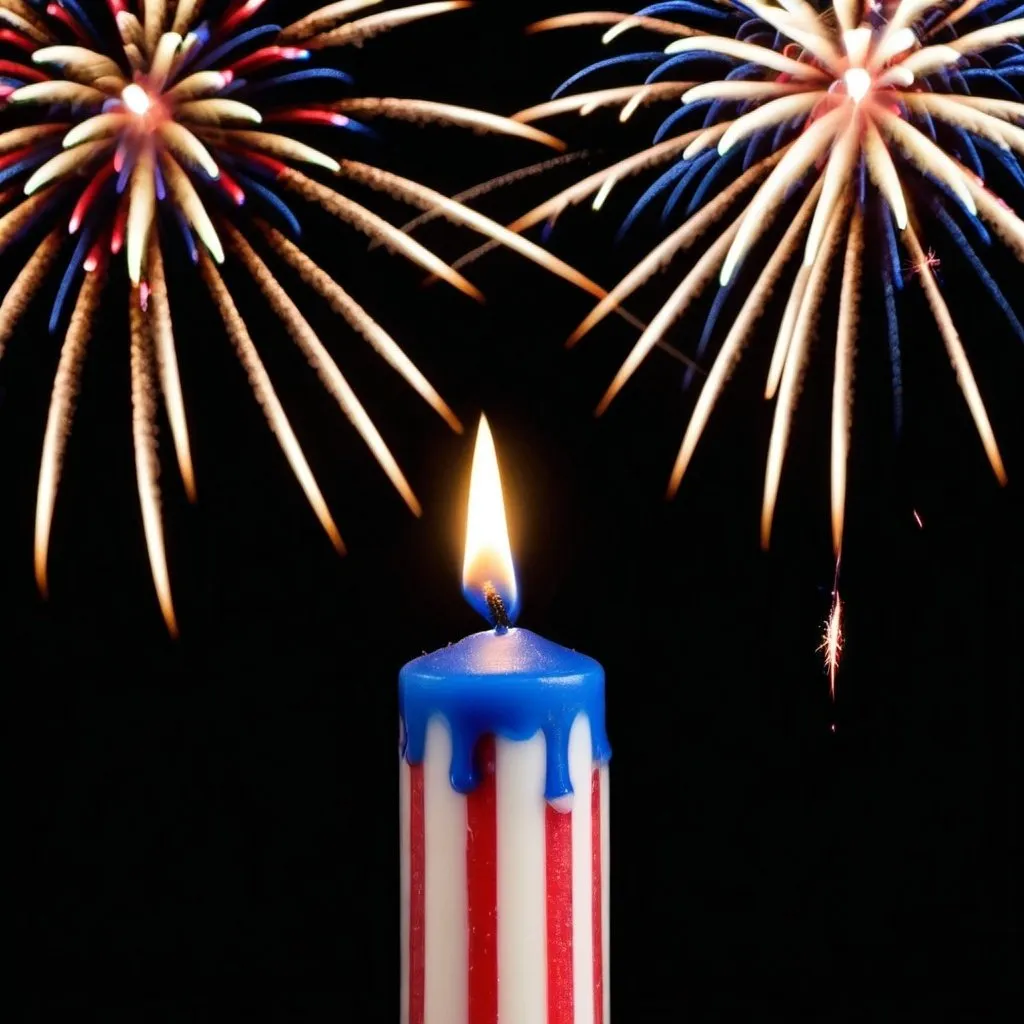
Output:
[399,416,611,1024]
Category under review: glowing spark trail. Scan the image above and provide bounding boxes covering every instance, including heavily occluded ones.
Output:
[0,0,594,632]
[820,588,844,701]
[516,0,1023,554]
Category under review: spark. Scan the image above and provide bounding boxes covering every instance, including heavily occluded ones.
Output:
[0,0,593,633]
[515,0,1021,554]
[913,508,924,527]
[819,589,844,701]
[909,246,941,276]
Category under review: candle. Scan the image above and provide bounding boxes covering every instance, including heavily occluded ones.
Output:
[399,416,611,1024]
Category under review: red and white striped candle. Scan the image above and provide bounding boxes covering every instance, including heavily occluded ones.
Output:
[399,719,610,1024]
[398,416,611,1023]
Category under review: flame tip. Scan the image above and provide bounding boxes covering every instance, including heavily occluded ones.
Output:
[462,413,518,625]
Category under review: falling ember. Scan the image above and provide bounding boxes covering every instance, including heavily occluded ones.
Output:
[0,0,593,632]
[913,508,924,528]
[819,591,844,702]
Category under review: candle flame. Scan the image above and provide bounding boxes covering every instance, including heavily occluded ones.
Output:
[463,414,519,628]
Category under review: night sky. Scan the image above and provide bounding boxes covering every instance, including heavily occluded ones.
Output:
[3,2,1020,1019]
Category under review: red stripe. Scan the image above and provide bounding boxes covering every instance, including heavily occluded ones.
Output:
[409,763,426,1024]
[592,769,604,1024]
[0,30,37,54]
[0,61,49,83]
[466,736,498,1023]
[546,802,574,1024]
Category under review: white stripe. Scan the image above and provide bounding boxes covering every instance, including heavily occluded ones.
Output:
[601,764,611,1023]
[423,717,468,1024]
[496,730,548,1024]
[569,715,595,1024]
[399,750,411,1024]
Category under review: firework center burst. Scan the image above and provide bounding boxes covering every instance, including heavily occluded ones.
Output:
[842,67,872,104]
[121,83,153,117]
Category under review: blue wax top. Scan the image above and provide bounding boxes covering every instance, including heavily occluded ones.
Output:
[400,627,610,801]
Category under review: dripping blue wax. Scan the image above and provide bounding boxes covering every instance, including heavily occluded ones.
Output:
[400,628,610,801]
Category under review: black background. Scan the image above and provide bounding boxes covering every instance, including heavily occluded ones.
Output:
[3,1,1021,1019]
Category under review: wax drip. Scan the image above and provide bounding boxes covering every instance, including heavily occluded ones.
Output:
[400,628,610,802]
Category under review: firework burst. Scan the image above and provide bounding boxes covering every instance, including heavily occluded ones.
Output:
[0,0,602,634]
[513,0,1024,554]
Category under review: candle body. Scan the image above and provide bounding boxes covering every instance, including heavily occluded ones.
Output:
[399,628,610,1024]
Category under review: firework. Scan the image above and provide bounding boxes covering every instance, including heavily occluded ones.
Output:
[0,0,602,635]
[514,0,1023,554]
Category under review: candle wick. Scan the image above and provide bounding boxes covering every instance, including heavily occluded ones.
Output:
[483,581,511,633]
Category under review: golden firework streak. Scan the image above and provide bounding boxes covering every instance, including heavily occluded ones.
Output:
[34,266,103,598]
